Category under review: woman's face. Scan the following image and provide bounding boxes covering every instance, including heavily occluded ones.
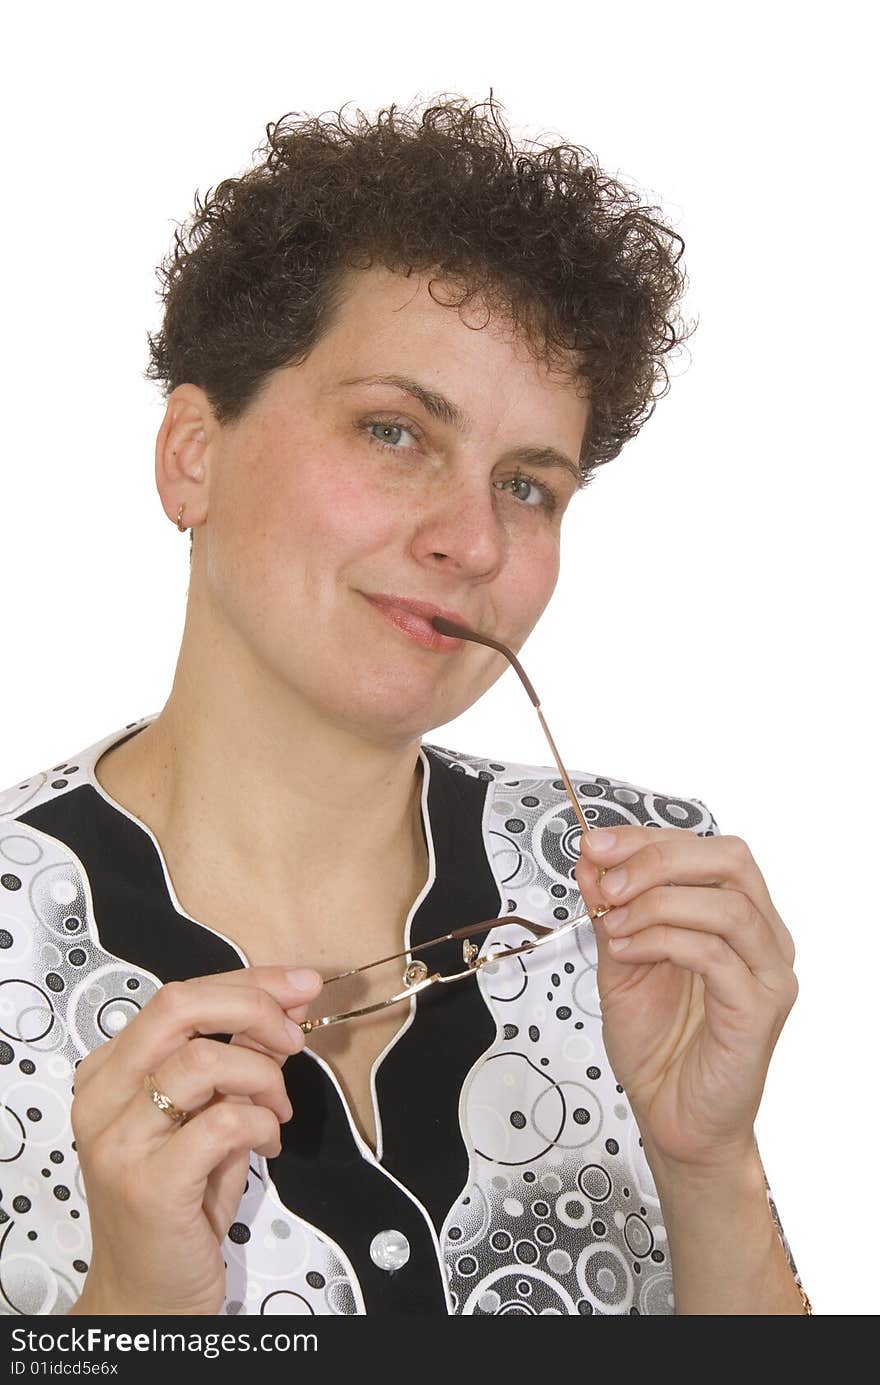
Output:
[165,264,590,745]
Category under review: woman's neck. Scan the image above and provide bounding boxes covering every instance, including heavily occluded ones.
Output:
[94,695,429,970]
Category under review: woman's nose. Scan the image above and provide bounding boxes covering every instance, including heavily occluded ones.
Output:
[410,479,505,577]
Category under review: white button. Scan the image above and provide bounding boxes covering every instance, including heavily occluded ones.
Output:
[370,1229,410,1272]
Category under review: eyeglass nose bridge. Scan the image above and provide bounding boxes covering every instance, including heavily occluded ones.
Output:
[400,921,537,989]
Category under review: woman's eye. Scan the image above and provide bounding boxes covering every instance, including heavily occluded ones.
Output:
[497,475,543,508]
[496,474,557,514]
[364,420,418,451]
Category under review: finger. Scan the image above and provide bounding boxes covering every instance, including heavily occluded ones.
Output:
[575,855,616,917]
[596,918,759,1010]
[203,1144,252,1243]
[578,829,784,944]
[600,884,790,980]
[150,1098,284,1205]
[578,825,687,868]
[115,1037,294,1151]
[74,972,320,1126]
[72,998,320,1134]
[114,972,322,1078]
[229,999,319,1063]
[73,968,322,1090]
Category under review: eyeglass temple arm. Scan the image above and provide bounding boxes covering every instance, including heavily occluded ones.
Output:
[323,915,554,984]
[431,616,596,844]
[422,915,555,947]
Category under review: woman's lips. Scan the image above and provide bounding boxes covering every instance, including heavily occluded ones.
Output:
[362,595,465,652]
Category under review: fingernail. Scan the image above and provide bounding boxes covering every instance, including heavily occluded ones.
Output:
[286,968,322,990]
[603,906,629,932]
[584,831,615,852]
[602,867,627,897]
[283,1017,305,1043]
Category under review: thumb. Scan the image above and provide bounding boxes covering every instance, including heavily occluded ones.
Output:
[573,852,636,984]
[204,1139,251,1244]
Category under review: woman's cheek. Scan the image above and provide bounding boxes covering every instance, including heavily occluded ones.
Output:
[323,444,413,522]
[505,542,559,634]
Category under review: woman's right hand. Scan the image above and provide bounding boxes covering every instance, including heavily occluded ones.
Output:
[67,965,323,1316]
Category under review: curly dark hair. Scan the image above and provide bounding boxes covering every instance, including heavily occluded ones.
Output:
[146,89,695,551]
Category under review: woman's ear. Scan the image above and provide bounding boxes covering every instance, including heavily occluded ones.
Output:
[155,383,214,528]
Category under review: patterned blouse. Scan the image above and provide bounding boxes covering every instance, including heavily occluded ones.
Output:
[0,714,801,1315]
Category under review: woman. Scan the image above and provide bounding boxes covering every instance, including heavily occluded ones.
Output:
[0,93,808,1315]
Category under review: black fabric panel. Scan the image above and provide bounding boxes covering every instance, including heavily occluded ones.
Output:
[375,750,501,1231]
[277,1051,448,1312]
[21,783,243,983]
[19,781,449,1314]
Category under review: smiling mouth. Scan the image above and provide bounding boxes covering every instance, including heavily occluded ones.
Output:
[361,594,466,653]
[362,595,541,711]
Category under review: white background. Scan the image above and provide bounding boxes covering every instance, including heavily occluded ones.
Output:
[1,1,876,1315]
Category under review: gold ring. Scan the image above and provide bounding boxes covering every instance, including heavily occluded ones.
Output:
[143,1072,190,1124]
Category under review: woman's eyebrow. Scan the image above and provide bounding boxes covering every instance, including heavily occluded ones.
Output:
[337,373,583,485]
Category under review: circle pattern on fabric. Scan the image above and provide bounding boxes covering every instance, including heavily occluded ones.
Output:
[464,1053,565,1165]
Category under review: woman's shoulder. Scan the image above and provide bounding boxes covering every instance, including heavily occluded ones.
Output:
[0,717,158,961]
[422,740,720,837]
[0,715,155,824]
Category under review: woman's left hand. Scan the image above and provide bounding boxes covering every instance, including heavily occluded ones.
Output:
[574,825,799,1173]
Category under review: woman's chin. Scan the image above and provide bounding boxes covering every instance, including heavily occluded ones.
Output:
[333,679,460,745]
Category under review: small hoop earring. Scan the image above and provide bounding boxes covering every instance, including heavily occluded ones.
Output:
[176,503,187,532]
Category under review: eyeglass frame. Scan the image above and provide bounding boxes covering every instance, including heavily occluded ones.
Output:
[298,615,613,1035]
[299,908,603,1033]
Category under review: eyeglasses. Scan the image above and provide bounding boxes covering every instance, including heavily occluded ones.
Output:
[299,617,613,1035]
